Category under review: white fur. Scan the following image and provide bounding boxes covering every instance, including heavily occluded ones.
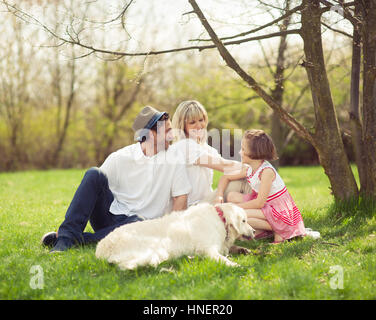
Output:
[96,203,255,270]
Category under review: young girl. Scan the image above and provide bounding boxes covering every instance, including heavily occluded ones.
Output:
[216,129,306,243]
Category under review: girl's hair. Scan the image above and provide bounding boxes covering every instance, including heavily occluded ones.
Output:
[171,100,208,143]
[243,129,278,161]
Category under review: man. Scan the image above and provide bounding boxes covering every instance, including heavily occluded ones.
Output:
[41,106,191,252]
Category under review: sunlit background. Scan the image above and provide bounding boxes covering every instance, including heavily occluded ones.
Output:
[0,0,353,170]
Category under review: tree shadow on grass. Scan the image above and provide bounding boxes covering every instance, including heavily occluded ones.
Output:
[99,238,320,276]
[306,206,376,241]
[97,253,252,279]
[80,204,375,279]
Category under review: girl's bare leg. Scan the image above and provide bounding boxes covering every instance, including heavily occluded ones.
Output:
[226,191,244,203]
[245,209,268,220]
[243,207,285,242]
[247,218,272,231]
[245,209,283,241]
[274,233,284,242]
[245,209,271,236]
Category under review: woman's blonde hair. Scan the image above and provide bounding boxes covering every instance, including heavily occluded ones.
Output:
[171,100,208,143]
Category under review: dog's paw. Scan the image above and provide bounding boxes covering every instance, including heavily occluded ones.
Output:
[226,260,240,267]
[237,247,251,255]
[229,245,250,255]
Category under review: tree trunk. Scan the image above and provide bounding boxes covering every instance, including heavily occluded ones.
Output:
[188,0,315,146]
[349,1,367,195]
[300,0,359,200]
[49,46,76,168]
[271,0,291,170]
[360,0,376,197]
[189,0,359,201]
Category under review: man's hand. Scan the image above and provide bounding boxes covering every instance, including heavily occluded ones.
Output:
[172,194,188,211]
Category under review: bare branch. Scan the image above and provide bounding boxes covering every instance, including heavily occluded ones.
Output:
[182,10,195,16]
[321,21,353,38]
[57,28,299,57]
[258,40,274,77]
[187,0,315,146]
[190,3,303,42]
[319,0,357,24]
[257,0,287,12]
[74,50,96,59]
[1,1,300,58]
[76,0,135,25]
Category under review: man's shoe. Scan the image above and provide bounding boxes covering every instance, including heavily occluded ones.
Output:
[41,231,58,247]
[50,237,74,253]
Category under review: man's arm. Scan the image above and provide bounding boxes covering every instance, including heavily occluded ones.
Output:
[172,194,188,211]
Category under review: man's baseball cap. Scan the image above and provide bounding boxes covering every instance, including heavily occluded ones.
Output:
[132,106,168,142]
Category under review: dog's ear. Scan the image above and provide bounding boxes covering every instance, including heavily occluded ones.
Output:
[218,203,241,234]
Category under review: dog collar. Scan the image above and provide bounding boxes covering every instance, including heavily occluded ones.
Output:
[215,206,230,241]
[215,206,226,224]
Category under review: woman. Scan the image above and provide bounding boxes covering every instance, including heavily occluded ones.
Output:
[171,100,242,206]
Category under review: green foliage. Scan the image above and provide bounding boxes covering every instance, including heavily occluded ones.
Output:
[0,44,356,170]
[163,60,269,131]
[0,167,375,299]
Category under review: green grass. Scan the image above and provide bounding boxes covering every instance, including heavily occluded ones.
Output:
[0,167,375,300]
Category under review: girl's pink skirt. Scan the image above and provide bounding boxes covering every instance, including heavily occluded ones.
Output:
[244,188,306,241]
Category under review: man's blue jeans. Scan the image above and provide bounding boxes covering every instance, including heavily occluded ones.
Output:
[57,167,142,245]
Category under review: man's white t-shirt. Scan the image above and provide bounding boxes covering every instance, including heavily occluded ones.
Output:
[100,143,191,220]
[170,138,220,206]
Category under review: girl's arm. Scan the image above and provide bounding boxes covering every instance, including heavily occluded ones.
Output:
[215,166,248,203]
[236,168,275,210]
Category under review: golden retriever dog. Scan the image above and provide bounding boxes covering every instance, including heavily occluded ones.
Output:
[95,203,255,270]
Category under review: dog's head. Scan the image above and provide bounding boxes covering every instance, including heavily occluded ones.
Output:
[216,203,255,241]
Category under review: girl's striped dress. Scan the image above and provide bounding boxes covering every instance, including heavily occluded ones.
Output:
[244,161,306,240]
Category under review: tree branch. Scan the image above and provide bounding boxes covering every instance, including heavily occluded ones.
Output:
[187,0,314,146]
[57,28,300,57]
[321,21,353,38]
[319,0,357,25]
[1,1,300,58]
[190,3,303,42]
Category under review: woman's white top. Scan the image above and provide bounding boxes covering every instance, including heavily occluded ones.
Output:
[171,138,220,206]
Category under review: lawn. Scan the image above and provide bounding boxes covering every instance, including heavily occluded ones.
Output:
[0,167,375,300]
